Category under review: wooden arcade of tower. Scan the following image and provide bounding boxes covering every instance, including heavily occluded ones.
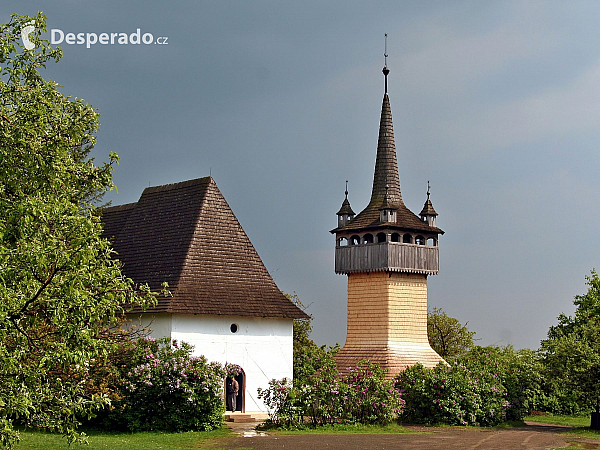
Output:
[331,60,445,378]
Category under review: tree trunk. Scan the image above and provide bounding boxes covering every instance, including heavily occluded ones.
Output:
[591,412,600,430]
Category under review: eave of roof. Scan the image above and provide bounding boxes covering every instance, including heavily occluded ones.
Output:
[331,202,444,235]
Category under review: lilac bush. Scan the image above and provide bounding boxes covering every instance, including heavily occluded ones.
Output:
[395,346,539,427]
[257,378,300,426]
[224,363,242,378]
[107,338,225,431]
[257,358,404,427]
[395,362,509,426]
[341,361,405,425]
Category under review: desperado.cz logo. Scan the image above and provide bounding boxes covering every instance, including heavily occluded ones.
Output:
[51,28,168,48]
[19,23,168,50]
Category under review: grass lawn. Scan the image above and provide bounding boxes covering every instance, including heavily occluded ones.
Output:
[525,415,592,427]
[524,414,600,440]
[14,427,233,450]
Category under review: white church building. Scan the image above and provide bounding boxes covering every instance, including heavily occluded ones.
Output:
[102,177,308,414]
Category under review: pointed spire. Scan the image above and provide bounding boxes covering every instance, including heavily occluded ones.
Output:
[370,34,401,208]
[370,82,402,207]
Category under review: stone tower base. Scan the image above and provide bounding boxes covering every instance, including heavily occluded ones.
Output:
[335,271,445,380]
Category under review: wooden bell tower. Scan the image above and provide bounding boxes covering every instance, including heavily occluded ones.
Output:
[331,58,445,378]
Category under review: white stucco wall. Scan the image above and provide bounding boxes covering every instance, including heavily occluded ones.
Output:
[128,313,294,412]
[127,313,172,340]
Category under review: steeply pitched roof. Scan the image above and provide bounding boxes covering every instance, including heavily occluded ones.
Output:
[337,198,355,216]
[102,177,308,319]
[420,198,437,217]
[332,93,443,235]
[101,202,136,243]
[371,93,402,207]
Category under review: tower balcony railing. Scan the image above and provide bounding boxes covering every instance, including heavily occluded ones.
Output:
[335,241,439,275]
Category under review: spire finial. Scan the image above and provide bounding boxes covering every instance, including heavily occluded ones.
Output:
[383,33,390,94]
[427,181,431,200]
[345,180,349,199]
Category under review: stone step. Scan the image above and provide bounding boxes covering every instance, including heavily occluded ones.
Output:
[225,413,261,423]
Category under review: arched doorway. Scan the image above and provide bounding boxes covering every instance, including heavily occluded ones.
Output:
[224,366,245,413]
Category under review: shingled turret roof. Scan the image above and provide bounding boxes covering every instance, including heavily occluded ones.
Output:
[337,198,355,216]
[420,198,438,217]
[332,92,443,235]
[102,177,308,319]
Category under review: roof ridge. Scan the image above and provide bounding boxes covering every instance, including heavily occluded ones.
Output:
[102,202,137,213]
[143,176,212,195]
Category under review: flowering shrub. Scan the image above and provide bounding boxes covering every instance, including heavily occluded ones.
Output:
[224,363,242,378]
[396,362,509,426]
[395,346,543,426]
[341,361,404,425]
[258,358,403,427]
[103,338,225,432]
[257,378,300,426]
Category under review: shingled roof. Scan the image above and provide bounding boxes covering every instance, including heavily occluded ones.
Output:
[332,93,443,235]
[102,177,308,319]
[420,197,437,217]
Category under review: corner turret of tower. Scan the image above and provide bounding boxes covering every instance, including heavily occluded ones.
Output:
[336,183,355,229]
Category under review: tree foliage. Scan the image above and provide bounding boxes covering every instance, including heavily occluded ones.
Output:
[286,293,338,384]
[541,270,600,421]
[0,13,156,447]
[428,307,475,359]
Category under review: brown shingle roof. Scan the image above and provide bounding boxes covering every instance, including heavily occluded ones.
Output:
[371,93,402,206]
[335,201,442,234]
[420,198,437,217]
[101,202,136,242]
[102,177,308,319]
[336,198,355,216]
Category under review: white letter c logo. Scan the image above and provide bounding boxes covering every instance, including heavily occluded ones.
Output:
[21,22,35,50]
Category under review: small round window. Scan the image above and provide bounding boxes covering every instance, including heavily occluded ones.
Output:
[230,323,239,333]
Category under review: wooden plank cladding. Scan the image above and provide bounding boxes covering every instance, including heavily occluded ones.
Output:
[335,242,439,275]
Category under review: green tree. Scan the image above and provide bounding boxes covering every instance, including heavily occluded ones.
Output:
[285,293,338,385]
[0,13,157,447]
[541,270,600,428]
[428,307,475,359]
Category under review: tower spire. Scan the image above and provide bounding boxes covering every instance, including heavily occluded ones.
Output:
[370,37,402,208]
